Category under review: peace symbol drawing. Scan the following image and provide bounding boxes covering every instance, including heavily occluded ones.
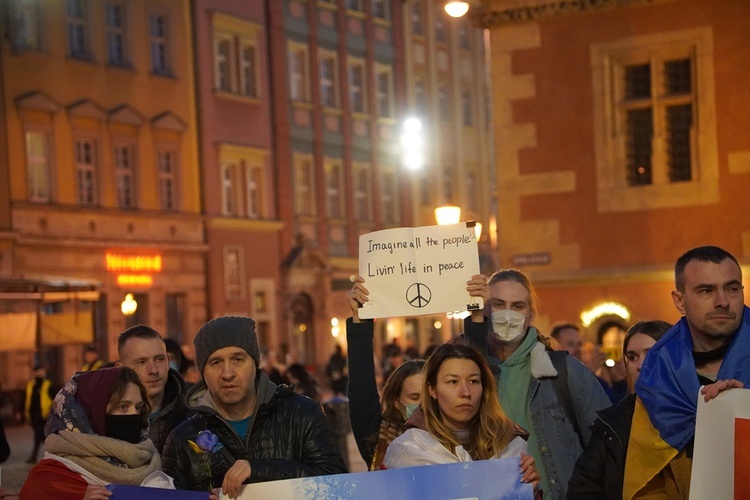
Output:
[405,283,432,308]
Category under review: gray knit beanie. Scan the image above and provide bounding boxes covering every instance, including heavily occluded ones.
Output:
[194,316,260,374]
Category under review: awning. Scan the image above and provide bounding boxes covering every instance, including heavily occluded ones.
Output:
[0,275,101,301]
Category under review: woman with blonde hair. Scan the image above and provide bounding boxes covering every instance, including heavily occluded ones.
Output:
[383,342,540,492]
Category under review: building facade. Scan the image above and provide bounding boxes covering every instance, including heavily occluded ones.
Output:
[478,0,750,340]
[192,1,284,354]
[0,0,205,388]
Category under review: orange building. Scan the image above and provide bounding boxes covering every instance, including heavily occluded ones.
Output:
[0,0,205,387]
[478,0,750,340]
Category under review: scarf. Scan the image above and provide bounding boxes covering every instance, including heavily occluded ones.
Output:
[45,430,160,485]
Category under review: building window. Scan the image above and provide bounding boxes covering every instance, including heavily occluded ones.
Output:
[114,143,135,209]
[214,30,258,97]
[414,79,427,114]
[165,293,186,343]
[149,13,170,75]
[346,0,364,11]
[319,51,338,108]
[10,0,41,52]
[411,3,423,35]
[458,23,470,49]
[381,168,399,224]
[288,44,309,102]
[349,59,366,113]
[375,66,393,117]
[221,162,238,216]
[294,155,315,216]
[435,11,446,43]
[461,90,473,126]
[372,0,389,19]
[353,163,371,220]
[25,132,50,203]
[438,84,450,121]
[66,0,90,59]
[223,246,244,300]
[75,138,97,206]
[246,165,262,219]
[324,160,343,219]
[106,2,128,66]
[591,27,717,212]
[157,148,177,211]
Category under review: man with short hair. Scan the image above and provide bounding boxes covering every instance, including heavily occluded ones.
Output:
[465,270,610,499]
[116,324,192,453]
[550,323,583,360]
[624,245,750,498]
[162,316,346,497]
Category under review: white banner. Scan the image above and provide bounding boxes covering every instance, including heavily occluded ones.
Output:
[358,223,482,319]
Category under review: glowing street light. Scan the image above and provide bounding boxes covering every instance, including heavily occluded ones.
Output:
[435,205,461,225]
[444,1,470,18]
[401,117,424,171]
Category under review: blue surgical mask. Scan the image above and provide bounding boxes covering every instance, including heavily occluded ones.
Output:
[399,401,419,420]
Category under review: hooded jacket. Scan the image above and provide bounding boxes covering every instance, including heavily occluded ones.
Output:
[148,368,195,454]
[161,369,347,491]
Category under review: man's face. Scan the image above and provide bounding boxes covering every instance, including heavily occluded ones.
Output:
[672,259,745,346]
[118,337,169,403]
[203,347,257,411]
[488,280,534,332]
[556,328,583,360]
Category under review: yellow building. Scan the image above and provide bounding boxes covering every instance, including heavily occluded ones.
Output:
[0,0,205,388]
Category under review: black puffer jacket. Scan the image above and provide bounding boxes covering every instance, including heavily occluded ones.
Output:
[161,370,347,491]
[567,394,635,499]
[148,368,194,454]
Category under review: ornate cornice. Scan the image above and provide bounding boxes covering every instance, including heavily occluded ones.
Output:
[473,0,676,29]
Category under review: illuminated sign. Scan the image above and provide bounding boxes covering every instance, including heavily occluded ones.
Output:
[106,252,162,288]
[106,253,162,273]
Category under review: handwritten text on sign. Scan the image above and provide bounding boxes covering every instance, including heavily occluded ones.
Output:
[358,223,482,319]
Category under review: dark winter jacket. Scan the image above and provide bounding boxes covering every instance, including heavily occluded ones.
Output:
[161,369,347,491]
[148,368,194,454]
[567,394,635,499]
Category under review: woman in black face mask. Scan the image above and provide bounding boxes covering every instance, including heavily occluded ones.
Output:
[20,366,175,499]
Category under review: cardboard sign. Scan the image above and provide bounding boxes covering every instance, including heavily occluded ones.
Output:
[222,458,533,499]
[358,223,482,319]
[690,388,750,499]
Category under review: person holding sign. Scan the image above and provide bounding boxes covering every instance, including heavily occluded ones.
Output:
[20,367,171,499]
[623,246,750,499]
[161,316,346,498]
[382,343,540,492]
[346,274,488,470]
[464,269,610,500]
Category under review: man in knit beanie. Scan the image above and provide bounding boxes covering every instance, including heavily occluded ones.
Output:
[162,316,346,497]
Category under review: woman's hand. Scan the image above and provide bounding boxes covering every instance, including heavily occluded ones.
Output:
[346,275,369,323]
[82,485,111,500]
[466,274,489,322]
[519,452,541,490]
[701,379,745,402]
[222,459,251,499]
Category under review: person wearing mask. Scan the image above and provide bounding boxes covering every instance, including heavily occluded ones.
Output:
[24,364,54,463]
[567,320,672,499]
[383,343,540,494]
[116,325,193,454]
[161,316,346,498]
[345,274,487,470]
[20,367,171,499]
[624,246,750,498]
[465,269,610,499]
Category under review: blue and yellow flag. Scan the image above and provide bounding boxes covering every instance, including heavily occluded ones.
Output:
[624,306,750,499]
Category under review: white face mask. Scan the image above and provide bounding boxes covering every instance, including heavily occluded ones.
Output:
[491,309,528,342]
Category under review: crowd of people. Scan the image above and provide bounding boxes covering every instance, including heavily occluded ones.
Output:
[0,244,746,499]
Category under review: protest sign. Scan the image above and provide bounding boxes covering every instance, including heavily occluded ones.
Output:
[358,222,482,319]
[690,387,750,499]
[222,458,532,499]
[107,484,208,499]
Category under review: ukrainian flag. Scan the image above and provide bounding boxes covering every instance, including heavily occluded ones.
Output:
[624,306,750,499]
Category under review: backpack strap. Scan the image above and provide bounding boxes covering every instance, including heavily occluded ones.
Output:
[548,350,585,449]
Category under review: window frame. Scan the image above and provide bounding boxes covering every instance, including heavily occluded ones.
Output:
[293,154,316,216]
[590,27,718,212]
[66,0,91,60]
[105,1,129,67]
[324,159,344,219]
[375,64,393,117]
[25,130,52,203]
[113,142,136,209]
[149,11,171,76]
[319,50,339,108]
[10,0,42,52]
[288,42,310,102]
[156,146,178,211]
[74,136,98,206]
[348,58,367,114]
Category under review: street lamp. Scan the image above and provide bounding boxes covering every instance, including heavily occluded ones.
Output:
[401,117,424,171]
[121,293,137,315]
[444,1,470,18]
[434,205,461,225]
